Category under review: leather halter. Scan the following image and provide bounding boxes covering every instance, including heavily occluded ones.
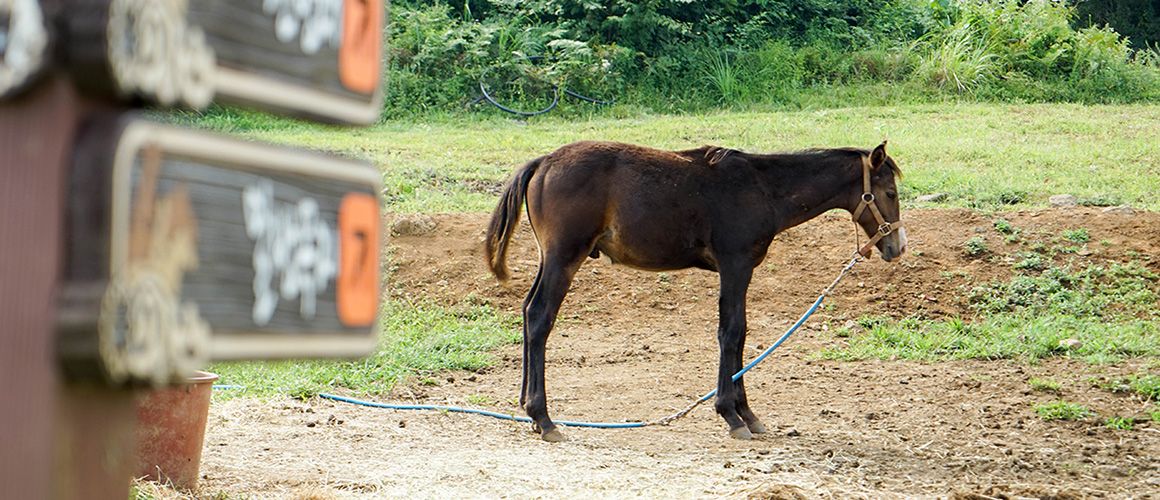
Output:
[851,154,903,258]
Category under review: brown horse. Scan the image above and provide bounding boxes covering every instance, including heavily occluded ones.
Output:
[485,141,906,441]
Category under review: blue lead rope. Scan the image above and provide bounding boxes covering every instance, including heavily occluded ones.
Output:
[317,393,647,429]
[248,255,863,430]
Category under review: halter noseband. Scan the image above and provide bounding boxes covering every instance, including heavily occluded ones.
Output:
[851,154,903,258]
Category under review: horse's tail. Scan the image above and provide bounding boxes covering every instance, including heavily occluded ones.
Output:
[485,156,543,281]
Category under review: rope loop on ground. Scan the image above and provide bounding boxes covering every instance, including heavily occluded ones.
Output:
[297,255,864,430]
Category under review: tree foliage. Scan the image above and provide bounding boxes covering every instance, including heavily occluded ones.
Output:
[383,0,1160,116]
[1074,0,1160,49]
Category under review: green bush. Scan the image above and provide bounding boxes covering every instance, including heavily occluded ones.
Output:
[1074,0,1160,50]
[382,1,1160,116]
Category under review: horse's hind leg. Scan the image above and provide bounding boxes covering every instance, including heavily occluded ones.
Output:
[735,380,767,434]
[521,250,586,442]
[519,266,544,410]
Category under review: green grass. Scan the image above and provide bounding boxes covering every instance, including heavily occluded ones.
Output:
[1034,400,1094,421]
[961,236,989,256]
[824,313,1160,363]
[969,261,1160,318]
[993,218,1018,235]
[1062,228,1092,243]
[175,103,1160,397]
[1028,377,1062,392]
[1099,373,1160,401]
[183,103,1160,214]
[209,299,520,400]
[1105,416,1135,430]
[824,258,1160,364]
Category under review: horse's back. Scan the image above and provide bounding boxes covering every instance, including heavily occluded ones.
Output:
[529,141,713,215]
[526,141,725,271]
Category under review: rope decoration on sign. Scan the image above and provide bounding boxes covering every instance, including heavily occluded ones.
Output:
[106,0,216,108]
[0,0,50,99]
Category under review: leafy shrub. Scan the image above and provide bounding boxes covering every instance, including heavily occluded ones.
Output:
[961,236,989,256]
[1075,0,1160,50]
[993,218,1018,235]
[382,1,1160,116]
[1012,252,1049,271]
[1063,228,1091,243]
[915,19,997,93]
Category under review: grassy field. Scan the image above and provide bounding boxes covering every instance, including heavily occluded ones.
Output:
[200,103,1160,400]
[192,103,1160,213]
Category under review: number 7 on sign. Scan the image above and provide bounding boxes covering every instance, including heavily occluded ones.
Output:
[337,192,379,327]
[339,0,382,93]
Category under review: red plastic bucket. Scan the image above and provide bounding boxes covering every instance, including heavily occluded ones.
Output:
[134,370,218,490]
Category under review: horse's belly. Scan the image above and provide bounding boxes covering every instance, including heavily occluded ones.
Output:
[593,232,717,272]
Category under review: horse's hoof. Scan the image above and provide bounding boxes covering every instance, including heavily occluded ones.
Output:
[747,421,767,435]
[729,426,753,440]
[541,428,566,442]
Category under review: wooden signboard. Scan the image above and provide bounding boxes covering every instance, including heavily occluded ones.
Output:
[58,116,381,385]
[187,0,384,125]
[63,0,383,125]
[3,1,386,497]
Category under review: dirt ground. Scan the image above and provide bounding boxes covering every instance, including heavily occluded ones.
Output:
[196,208,1160,500]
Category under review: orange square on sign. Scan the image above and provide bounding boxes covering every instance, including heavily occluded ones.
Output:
[339,0,383,93]
[337,192,379,327]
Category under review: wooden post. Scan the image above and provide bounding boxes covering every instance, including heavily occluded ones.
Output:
[0,78,135,500]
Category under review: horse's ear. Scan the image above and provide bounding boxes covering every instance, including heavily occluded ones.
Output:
[869,141,888,171]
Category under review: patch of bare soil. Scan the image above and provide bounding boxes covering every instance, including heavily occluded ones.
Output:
[198,209,1160,500]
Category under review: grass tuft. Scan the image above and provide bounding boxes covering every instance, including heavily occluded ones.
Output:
[1034,400,1093,421]
[209,300,520,400]
[1104,416,1135,430]
[1098,373,1160,401]
[961,236,989,256]
[1028,377,1062,393]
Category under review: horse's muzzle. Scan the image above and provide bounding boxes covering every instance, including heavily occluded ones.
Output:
[878,227,908,262]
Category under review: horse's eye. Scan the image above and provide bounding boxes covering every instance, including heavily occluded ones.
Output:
[886,192,896,200]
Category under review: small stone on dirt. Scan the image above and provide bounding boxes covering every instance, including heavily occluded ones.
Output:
[390,214,437,236]
[1102,205,1135,215]
[1049,194,1078,208]
[785,429,801,437]
[1096,465,1129,478]
[916,193,949,203]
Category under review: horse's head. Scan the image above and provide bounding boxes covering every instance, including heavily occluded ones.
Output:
[852,142,907,262]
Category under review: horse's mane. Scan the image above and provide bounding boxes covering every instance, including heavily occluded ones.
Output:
[698,145,900,178]
[796,147,903,178]
[704,146,738,165]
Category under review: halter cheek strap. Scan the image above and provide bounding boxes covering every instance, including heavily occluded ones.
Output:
[852,154,903,258]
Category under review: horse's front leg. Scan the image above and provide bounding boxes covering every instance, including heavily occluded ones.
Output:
[715,263,763,439]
